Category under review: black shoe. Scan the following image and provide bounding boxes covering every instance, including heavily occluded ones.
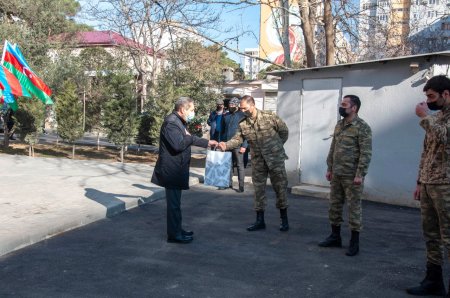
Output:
[318,225,342,247]
[182,229,194,236]
[406,263,446,296]
[247,211,266,231]
[167,235,193,244]
[279,208,289,231]
[236,186,244,193]
[345,230,359,256]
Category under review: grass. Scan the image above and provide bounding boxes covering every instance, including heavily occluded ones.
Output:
[0,142,159,164]
[0,141,207,168]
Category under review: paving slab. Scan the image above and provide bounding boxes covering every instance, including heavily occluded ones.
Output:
[0,154,204,257]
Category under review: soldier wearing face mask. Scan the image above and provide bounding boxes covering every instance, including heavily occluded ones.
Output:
[221,97,248,192]
[218,95,290,232]
[407,75,450,297]
[318,95,372,257]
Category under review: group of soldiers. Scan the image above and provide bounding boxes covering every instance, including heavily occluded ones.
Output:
[152,75,450,297]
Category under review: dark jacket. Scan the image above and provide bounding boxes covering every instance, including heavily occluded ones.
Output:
[222,111,248,148]
[207,110,226,139]
[151,112,209,190]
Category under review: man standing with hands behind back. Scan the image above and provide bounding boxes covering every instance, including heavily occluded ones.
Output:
[318,95,372,257]
[152,97,217,244]
[407,75,450,296]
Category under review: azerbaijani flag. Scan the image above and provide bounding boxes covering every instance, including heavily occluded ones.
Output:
[3,41,53,105]
[0,64,30,104]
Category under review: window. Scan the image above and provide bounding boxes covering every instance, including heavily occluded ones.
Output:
[427,10,436,17]
[377,14,388,21]
[442,23,450,30]
[429,0,436,4]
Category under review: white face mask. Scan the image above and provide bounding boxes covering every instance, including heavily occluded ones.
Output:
[186,110,195,122]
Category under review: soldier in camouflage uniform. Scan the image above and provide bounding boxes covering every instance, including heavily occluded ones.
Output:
[218,95,289,232]
[407,75,450,297]
[318,95,372,257]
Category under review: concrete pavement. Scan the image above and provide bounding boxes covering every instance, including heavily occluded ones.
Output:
[0,154,204,257]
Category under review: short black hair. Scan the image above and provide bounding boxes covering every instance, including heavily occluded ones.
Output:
[241,95,255,106]
[423,75,450,95]
[344,94,361,113]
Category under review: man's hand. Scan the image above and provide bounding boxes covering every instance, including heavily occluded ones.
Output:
[239,147,246,154]
[415,102,429,118]
[218,142,227,151]
[414,184,421,201]
[326,171,332,182]
[208,140,218,148]
[353,176,363,185]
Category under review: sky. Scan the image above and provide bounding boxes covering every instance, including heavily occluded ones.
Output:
[77,1,260,66]
[214,5,261,65]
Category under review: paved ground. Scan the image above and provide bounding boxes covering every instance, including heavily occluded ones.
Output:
[0,183,436,298]
[0,154,204,257]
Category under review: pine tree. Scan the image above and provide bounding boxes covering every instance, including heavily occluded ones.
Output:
[55,81,84,158]
[13,99,46,157]
[103,74,139,163]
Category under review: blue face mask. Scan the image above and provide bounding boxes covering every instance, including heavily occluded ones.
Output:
[186,111,195,122]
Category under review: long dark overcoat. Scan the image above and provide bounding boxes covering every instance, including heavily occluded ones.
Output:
[151,112,208,190]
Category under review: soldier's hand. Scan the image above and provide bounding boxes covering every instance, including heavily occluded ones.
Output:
[326,171,332,182]
[415,102,428,118]
[239,147,246,154]
[414,185,421,201]
[353,176,363,185]
[218,142,227,151]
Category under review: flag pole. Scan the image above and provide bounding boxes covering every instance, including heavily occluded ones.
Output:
[1,40,8,64]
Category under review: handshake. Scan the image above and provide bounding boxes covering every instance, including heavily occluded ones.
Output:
[208,140,227,151]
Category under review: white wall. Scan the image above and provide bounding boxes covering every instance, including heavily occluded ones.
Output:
[277,54,450,207]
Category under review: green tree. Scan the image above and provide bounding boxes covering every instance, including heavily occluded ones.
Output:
[55,81,84,158]
[103,74,140,163]
[13,99,46,157]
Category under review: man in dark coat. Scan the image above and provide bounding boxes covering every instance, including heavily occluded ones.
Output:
[221,97,247,192]
[151,97,217,244]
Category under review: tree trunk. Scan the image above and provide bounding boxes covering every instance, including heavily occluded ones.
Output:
[32,145,35,157]
[29,145,32,157]
[56,134,59,146]
[97,132,100,151]
[281,0,292,68]
[324,0,335,66]
[120,145,124,163]
[3,114,10,147]
[72,144,75,159]
[298,0,316,67]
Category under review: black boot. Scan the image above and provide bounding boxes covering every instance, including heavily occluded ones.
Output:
[247,211,266,231]
[279,208,289,231]
[318,225,342,247]
[345,230,359,256]
[406,262,445,296]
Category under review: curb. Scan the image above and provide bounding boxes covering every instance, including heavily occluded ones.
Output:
[0,175,202,258]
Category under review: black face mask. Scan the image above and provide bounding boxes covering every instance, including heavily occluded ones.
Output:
[229,107,238,113]
[427,100,444,111]
[339,107,349,118]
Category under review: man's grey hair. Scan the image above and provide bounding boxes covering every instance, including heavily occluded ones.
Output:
[174,97,194,111]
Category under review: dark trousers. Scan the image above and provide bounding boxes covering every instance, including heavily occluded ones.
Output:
[231,149,245,188]
[165,188,183,238]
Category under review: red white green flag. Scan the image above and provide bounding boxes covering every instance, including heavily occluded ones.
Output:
[2,41,53,105]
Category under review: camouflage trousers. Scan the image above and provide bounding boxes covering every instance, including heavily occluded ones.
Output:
[419,184,450,265]
[251,156,288,211]
[329,175,363,231]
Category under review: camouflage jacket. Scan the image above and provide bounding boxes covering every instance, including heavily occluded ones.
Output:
[225,109,288,168]
[327,116,372,177]
[418,105,450,184]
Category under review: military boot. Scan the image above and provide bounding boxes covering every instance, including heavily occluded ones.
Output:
[406,262,446,296]
[345,230,359,256]
[279,208,289,231]
[247,211,266,231]
[318,225,342,247]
